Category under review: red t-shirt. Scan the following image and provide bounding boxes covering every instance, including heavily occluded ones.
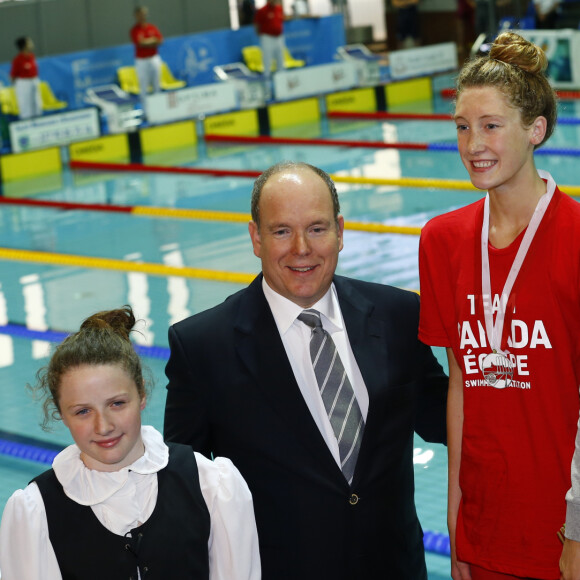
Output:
[254,3,284,36]
[130,23,162,58]
[419,181,580,578]
[11,53,38,79]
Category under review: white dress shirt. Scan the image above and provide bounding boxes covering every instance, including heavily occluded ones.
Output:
[0,426,261,580]
[262,279,369,468]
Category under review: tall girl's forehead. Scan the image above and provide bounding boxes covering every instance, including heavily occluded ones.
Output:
[455,86,511,116]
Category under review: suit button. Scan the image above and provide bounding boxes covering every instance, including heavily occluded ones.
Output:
[349,493,359,505]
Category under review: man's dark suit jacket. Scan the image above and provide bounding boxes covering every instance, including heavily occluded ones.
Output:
[164,274,447,580]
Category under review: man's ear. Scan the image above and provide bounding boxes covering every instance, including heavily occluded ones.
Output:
[248,221,262,258]
[337,215,345,252]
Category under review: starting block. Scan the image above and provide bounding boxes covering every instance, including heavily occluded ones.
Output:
[213,63,266,108]
[336,44,382,86]
[85,84,144,133]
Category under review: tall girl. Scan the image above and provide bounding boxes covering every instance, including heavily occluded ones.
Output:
[419,32,580,580]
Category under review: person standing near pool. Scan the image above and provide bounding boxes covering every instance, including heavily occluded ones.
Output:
[419,31,580,580]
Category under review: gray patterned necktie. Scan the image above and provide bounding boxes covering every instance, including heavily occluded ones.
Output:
[297,309,364,484]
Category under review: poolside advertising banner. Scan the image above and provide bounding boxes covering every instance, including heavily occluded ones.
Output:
[9,108,100,154]
[389,43,458,81]
[274,61,358,101]
[145,83,238,124]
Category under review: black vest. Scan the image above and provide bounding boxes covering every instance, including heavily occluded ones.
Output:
[34,442,210,580]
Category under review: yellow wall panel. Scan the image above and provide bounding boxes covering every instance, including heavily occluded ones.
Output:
[205,110,259,136]
[1,147,61,181]
[269,98,320,130]
[326,88,377,113]
[385,78,433,108]
[69,135,129,162]
[141,121,196,154]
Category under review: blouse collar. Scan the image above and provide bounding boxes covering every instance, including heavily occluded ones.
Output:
[53,425,169,506]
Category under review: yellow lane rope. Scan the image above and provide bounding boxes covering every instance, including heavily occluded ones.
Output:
[5,174,578,279]
[346,222,422,235]
[0,248,422,289]
[0,248,256,284]
[132,207,252,223]
[68,159,580,195]
[331,175,480,190]
[331,174,580,196]
[131,206,421,235]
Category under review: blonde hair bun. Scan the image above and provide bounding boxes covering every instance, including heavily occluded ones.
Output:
[489,31,548,75]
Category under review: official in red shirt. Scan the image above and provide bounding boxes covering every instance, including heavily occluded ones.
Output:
[254,0,286,79]
[130,6,163,97]
[10,36,42,120]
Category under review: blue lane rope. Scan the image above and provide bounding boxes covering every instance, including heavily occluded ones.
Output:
[0,324,170,360]
[0,438,60,465]
[427,143,458,152]
[423,529,451,557]
[535,147,580,156]
[0,324,68,343]
[427,143,580,156]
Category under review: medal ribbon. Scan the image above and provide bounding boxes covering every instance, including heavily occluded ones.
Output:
[481,170,555,353]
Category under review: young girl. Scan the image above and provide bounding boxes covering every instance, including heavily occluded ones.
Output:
[0,306,261,580]
[11,36,42,120]
[418,32,580,580]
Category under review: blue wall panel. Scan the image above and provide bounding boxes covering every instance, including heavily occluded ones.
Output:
[0,15,345,111]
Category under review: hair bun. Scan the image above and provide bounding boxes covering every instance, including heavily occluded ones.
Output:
[489,31,548,75]
[79,305,135,340]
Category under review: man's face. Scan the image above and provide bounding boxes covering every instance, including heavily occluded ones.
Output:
[249,167,344,308]
[136,8,148,24]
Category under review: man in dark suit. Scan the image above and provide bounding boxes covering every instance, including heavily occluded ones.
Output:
[164,161,447,580]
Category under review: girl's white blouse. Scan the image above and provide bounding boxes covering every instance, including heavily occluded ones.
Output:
[0,426,261,580]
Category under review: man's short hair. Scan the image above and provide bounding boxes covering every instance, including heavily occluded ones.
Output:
[251,161,340,228]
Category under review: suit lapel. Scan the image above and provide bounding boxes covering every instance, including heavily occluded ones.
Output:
[234,276,344,480]
[335,276,389,405]
[335,277,390,483]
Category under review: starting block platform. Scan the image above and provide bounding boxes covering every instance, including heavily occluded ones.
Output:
[336,44,382,86]
[213,63,267,108]
[85,84,144,133]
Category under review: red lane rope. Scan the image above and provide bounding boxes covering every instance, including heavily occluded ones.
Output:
[441,87,580,100]
[0,197,132,213]
[557,91,580,100]
[204,134,429,150]
[69,160,262,178]
[327,111,452,121]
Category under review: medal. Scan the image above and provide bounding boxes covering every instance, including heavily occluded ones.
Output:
[481,351,514,389]
[479,170,555,389]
